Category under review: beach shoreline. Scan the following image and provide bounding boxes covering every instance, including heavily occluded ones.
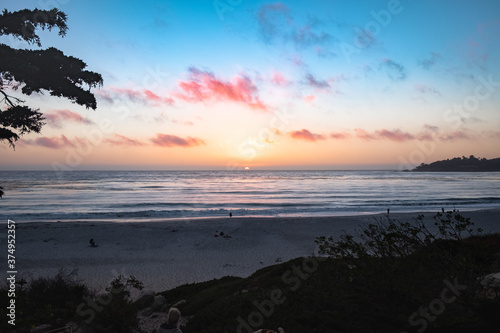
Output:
[6,209,500,292]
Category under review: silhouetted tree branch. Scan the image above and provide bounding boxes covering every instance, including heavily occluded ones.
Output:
[0,8,103,149]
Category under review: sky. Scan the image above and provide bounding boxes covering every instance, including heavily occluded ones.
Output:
[1,0,500,170]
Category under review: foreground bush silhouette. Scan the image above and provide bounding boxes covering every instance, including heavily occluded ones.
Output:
[0,212,498,332]
[164,211,499,333]
[0,270,143,333]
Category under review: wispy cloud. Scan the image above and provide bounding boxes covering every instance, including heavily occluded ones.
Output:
[154,112,194,126]
[151,133,206,148]
[416,132,434,141]
[353,27,377,49]
[173,67,269,111]
[355,128,415,142]
[289,129,326,142]
[304,73,330,90]
[304,95,315,103]
[257,2,291,43]
[96,87,174,106]
[21,135,88,149]
[143,89,175,105]
[44,109,94,128]
[291,25,332,48]
[270,71,290,86]
[376,129,415,141]
[418,52,442,69]
[438,131,475,142]
[354,128,378,141]
[104,134,146,147]
[380,58,407,81]
[329,132,351,140]
[289,54,305,67]
[414,84,441,96]
[256,3,336,55]
[423,124,440,132]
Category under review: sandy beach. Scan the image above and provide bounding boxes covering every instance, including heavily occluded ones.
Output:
[7,209,500,293]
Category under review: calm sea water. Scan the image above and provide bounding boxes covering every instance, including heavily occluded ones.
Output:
[1,170,500,222]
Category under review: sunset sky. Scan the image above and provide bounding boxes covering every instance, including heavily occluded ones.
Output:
[1,0,500,170]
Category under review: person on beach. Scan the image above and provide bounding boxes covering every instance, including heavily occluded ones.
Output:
[89,238,98,247]
[157,307,183,333]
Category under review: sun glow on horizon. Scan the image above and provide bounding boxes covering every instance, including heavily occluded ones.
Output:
[1,1,499,169]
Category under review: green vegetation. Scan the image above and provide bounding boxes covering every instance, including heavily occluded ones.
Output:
[413,155,500,172]
[1,211,498,332]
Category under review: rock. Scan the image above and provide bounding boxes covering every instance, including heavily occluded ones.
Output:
[142,307,154,317]
[172,299,186,308]
[134,290,156,309]
[151,295,166,311]
[477,272,500,300]
[481,272,500,288]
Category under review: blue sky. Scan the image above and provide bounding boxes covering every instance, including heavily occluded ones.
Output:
[1,0,499,169]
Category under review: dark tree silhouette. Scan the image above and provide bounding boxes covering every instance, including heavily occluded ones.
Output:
[0,8,103,148]
[414,156,500,172]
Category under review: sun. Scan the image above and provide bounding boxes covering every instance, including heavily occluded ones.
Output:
[244,166,250,170]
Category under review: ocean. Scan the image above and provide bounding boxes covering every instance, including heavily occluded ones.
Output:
[1,170,500,222]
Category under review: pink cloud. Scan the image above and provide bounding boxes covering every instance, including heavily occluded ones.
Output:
[304,95,315,103]
[289,129,325,142]
[439,131,474,142]
[94,89,114,104]
[151,134,206,148]
[174,67,269,111]
[354,128,378,141]
[22,135,88,149]
[416,132,434,141]
[44,109,94,128]
[110,87,143,101]
[104,134,146,147]
[143,89,175,105]
[329,132,351,140]
[375,129,415,142]
[271,72,289,86]
[355,129,415,141]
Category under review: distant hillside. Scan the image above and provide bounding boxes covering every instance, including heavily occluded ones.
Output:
[413,155,500,172]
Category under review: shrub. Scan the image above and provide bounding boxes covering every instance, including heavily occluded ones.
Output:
[315,210,483,259]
